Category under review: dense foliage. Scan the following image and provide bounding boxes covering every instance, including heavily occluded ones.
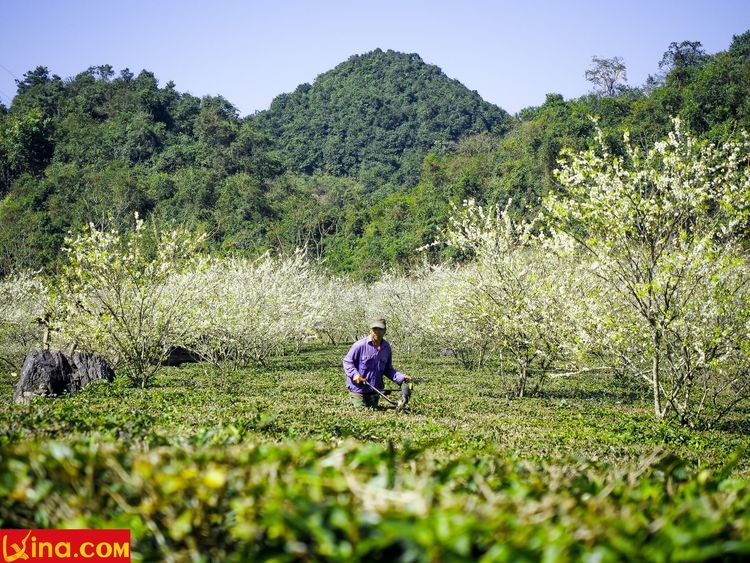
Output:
[0,50,508,279]
[2,33,750,278]
[0,65,281,276]
[3,439,749,561]
[254,49,511,186]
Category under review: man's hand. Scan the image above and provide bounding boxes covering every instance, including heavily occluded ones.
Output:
[403,374,412,381]
[353,374,365,385]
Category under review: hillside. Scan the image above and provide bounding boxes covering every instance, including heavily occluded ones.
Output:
[0,51,511,276]
[253,49,511,186]
[1,32,750,278]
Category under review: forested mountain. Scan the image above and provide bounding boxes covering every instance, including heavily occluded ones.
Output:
[1,32,749,279]
[0,65,282,274]
[254,49,511,187]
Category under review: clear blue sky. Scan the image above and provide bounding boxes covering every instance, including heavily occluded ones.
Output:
[1,0,748,116]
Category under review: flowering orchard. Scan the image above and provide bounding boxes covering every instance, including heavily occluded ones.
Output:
[434,199,590,394]
[180,250,327,371]
[2,121,749,425]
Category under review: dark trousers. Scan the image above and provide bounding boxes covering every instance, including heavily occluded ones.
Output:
[349,392,379,408]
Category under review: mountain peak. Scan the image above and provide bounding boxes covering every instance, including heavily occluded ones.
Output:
[255,50,509,185]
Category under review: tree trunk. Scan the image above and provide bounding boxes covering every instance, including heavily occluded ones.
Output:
[517,365,527,398]
[652,329,663,419]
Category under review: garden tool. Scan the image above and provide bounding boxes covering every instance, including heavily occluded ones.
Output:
[363,380,414,412]
[396,380,413,413]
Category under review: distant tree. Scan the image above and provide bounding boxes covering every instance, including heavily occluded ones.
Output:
[213,172,270,253]
[10,66,64,118]
[0,108,53,191]
[659,41,708,87]
[660,40,708,71]
[85,65,115,82]
[585,56,628,96]
[0,174,62,275]
[728,30,750,59]
[642,72,666,95]
[15,66,55,95]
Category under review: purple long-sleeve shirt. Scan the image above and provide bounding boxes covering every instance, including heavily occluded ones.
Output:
[343,336,406,393]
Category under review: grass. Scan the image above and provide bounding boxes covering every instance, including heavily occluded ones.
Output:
[2,344,749,560]
[2,343,747,475]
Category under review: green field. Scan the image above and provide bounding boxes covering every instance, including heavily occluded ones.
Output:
[2,345,749,561]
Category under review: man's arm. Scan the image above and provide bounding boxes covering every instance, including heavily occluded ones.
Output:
[343,340,364,383]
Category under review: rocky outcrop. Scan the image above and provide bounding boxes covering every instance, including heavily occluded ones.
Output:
[13,349,114,404]
[69,351,116,392]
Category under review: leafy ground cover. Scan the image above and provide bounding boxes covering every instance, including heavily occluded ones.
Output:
[1,345,749,560]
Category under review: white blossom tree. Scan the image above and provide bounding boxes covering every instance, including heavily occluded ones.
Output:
[422,263,499,370]
[0,272,47,371]
[369,265,446,354]
[181,250,325,371]
[51,215,209,387]
[313,275,368,345]
[436,200,583,395]
[546,119,750,424]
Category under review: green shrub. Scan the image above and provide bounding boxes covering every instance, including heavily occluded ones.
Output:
[0,439,748,562]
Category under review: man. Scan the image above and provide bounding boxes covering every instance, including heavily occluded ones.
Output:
[343,318,410,408]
